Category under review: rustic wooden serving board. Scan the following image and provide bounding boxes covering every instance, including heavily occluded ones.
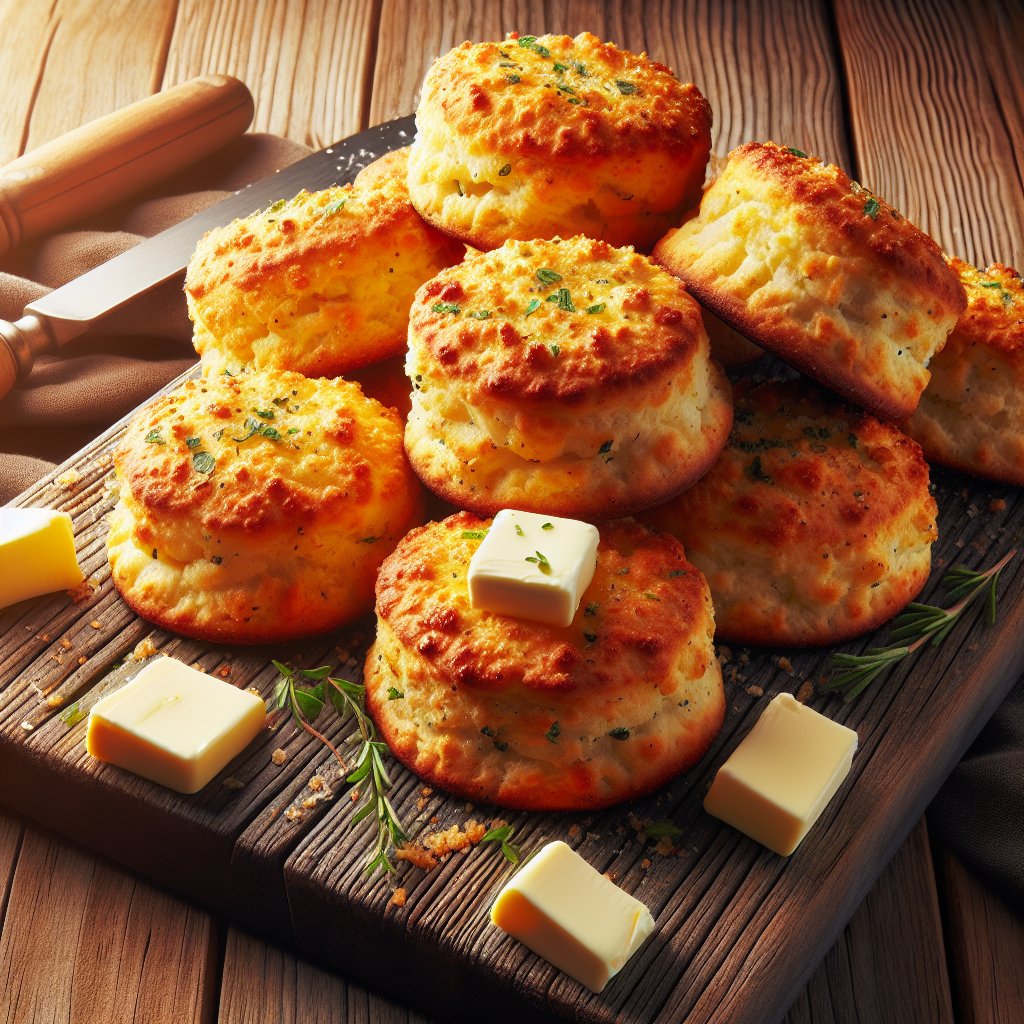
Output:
[2,2,1023,1022]
[2,361,1023,1024]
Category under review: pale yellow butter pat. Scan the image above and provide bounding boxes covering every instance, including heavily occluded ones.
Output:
[86,656,266,794]
[490,840,655,993]
[704,692,858,855]
[468,509,599,627]
[0,507,84,609]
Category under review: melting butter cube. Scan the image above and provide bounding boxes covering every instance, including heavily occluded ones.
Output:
[704,692,858,855]
[0,507,84,609]
[490,840,655,993]
[468,509,599,627]
[86,656,266,794]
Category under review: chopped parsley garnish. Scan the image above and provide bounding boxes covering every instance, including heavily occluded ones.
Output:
[546,287,575,312]
[746,456,773,483]
[432,302,461,315]
[60,702,87,727]
[545,721,561,743]
[524,298,542,317]
[498,163,512,176]
[536,268,562,285]
[583,629,598,645]
[573,61,588,76]
[517,35,550,57]
[786,147,808,158]
[863,197,881,219]
[461,529,488,540]
[192,451,216,475]
[144,429,165,445]
[505,73,521,84]
[541,522,554,530]
[557,83,576,95]
[549,343,560,357]
[598,439,614,456]
[254,408,275,419]
[467,309,492,319]
[585,303,606,314]
[482,823,521,864]
[514,523,524,536]
[643,592,661,602]
[615,80,637,94]
[608,727,631,740]
[319,198,346,217]
[525,551,551,574]
[233,416,283,443]
[584,601,599,616]
[185,436,201,449]
[386,687,404,700]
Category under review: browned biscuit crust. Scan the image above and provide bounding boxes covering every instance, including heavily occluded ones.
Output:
[901,259,1024,483]
[407,32,711,251]
[364,512,725,810]
[185,149,465,378]
[107,370,424,644]
[653,142,966,420]
[643,378,938,647]
[404,235,733,520]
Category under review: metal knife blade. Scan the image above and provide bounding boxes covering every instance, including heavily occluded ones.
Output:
[0,115,415,398]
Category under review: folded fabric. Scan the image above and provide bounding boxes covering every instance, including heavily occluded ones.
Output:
[0,132,311,502]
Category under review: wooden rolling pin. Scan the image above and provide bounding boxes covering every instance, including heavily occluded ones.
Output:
[0,74,254,257]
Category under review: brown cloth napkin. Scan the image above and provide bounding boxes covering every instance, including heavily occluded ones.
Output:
[0,132,311,501]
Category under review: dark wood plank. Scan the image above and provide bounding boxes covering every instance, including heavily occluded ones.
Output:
[785,820,954,1024]
[935,847,1024,1024]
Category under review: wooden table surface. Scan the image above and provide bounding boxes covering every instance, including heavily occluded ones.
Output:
[2,1,1023,1022]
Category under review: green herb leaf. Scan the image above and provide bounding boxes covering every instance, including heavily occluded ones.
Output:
[467,309,492,320]
[545,721,561,743]
[386,687,404,700]
[514,523,524,536]
[536,268,563,285]
[498,163,512,176]
[144,429,165,445]
[185,436,201,449]
[598,439,613,456]
[482,823,522,864]
[786,147,808,158]
[541,522,554,530]
[525,551,551,574]
[524,298,541,318]
[863,197,881,219]
[585,303,606,314]
[60,702,87,727]
[432,302,461,315]
[608,727,631,740]
[615,80,637,94]
[548,343,560,357]
[644,820,684,840]
[461,528,488,540]
[546,287,575,311]
[192,451,216,474]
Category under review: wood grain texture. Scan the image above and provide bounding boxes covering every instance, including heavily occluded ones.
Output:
[161,0,380,146]
[0,827,218,1024]
[935,848,1024,1024]
[0,0,177,159]
[218,927,434,1024]
[834,0,1024,266]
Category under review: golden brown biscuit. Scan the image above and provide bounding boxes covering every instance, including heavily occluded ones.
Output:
[364,512,725,810]
[404,235,733,520]
[107,370,424,644]
[643,378,938,646]
[185,149,465,378]
[901,258,1024,484]
[653,142,966,420]
[407,32,712,252]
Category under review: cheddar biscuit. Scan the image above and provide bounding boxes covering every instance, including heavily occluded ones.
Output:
[107,370,424,644]
[643,379,938,646]
[653,142,966,420]
[407,32,712,252]
[901,258,1024,484]
[185,148,465,378]
[404,235,733,520]
[365,513,725,810]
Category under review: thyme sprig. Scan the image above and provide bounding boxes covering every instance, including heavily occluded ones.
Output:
[482,823,522,864]
[272,661,407,873]
[822,549,1017,701]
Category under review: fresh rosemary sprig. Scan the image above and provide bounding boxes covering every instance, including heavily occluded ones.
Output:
[272,661,407,873]
[822,549,1017,702]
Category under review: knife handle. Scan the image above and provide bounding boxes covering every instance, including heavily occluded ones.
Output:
[0,74,254,258]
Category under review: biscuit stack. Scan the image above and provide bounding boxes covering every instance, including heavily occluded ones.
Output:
[104,28,1020,811]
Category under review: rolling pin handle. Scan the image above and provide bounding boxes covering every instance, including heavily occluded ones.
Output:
[0,315,65,401]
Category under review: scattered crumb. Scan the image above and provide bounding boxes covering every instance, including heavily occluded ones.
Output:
[216,665,231,679]
[567,823,582,840]
[46,694,63,708]
[308,774,327,793]
[271,748,288,766]
[60,637,72,650]
[989,498,1007,513]
[744,684,764,698]
[132,638,158,661]
[69,578,97,604]
[777,656,794,673]
[395,819,491,871]
[77,656,87,665]
[641,858,652,870]
[795,680,815,704]
[421,786,433,796]
[222,776,245,791]
[284,806,303,821]
[350,787,361,803]
[89,620,102,630]
[56,469,82,490]
[389,887,408,908]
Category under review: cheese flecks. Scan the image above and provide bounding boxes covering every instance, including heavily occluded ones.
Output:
[703,692,858,855]
[490,840,655,993]
[467,509,600,627]
[0,507,84,609]
[86,656,266,794]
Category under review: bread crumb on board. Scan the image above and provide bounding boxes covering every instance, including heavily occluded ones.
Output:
[395,818,493,870]
[389,887,408,908]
